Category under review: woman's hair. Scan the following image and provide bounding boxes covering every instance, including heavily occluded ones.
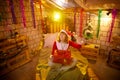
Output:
[57,31,69,43]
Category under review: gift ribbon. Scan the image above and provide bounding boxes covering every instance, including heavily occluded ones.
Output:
[20,0,26,28]
[8,0,17,24]
[108,9,117,42]
[96,9,102,38]
[80,9,84,37]
[30,0,36,28]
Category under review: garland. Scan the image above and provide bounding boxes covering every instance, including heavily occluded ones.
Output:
[8,0,17,24]
[108,9,117,42]
[30,0,36,28]
[96,9,102,38]
[0,13,2,21]
[20,0,26,28]
[74,8,76,32]
[39,0,45,33]
[80,9,84,37]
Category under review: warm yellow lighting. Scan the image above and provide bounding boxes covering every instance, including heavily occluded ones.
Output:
[101,11,112,23]
[50,0,68,10]
[54,0,68,4]
[102,17,111,22]
[60,0,68,3]
[53,12,61,21]
[35,3,40,8]
[101,15,112,26]
[101,15,111,23]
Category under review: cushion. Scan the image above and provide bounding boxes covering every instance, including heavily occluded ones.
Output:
[43,32,58,48]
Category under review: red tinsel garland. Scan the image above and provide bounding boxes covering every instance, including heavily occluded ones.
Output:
[8,0,17,24]
[79,9,84,37]
[30,0,36,28]
[39,0,45,33]
[108,9,117,42]
[20,0,26,28]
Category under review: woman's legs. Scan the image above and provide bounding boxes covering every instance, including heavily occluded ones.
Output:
[60,58,77,71]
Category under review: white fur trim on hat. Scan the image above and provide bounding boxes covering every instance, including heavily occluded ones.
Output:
[60,30,68,36]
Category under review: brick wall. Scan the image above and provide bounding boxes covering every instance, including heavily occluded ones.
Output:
[74,11,120,56]
[1,0,120,57]
[0,0,44,57]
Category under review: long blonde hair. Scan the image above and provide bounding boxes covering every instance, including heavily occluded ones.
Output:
[57,31,69,43]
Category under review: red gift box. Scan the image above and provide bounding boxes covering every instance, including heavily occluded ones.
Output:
[53,50,72,65]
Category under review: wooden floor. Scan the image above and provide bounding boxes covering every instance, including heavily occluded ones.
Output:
[0,53,120,80]
[88,56,120,80]
[0,54,39,80]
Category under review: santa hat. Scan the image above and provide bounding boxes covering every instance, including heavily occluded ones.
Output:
[66,31,73,36]
[56,30,71,41]
[60,30,68,36]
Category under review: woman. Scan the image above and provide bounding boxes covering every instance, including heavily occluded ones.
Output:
[48,30,82,71]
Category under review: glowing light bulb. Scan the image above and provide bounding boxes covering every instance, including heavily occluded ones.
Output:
[53,12,61,21]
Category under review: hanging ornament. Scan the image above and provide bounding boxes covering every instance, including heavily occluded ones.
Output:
[20,0,26,28]
[80,9,84,37]
[108,9,117,42]
[96,9,102,38]
[8,0,17,24]
[30,0,36,28]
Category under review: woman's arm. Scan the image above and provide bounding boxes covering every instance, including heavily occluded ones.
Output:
[52,41,57,55]
[69,41,82,49]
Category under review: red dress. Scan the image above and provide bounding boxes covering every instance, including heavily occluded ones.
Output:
[52,41,81,65]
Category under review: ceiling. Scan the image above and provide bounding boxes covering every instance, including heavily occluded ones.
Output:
[33,0,120,16]
[40,0,80,10]
[40,0,120,11]
[74,0,120,10]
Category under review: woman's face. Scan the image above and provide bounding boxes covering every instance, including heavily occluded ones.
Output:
[59,32,67,42]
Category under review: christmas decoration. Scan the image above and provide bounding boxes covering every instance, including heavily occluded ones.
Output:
[30,0,36,28]
[96,9,102,38]
[80,9,84,37]
[20,0,26,28]
[108,9,117,42]
[8,0,17,24]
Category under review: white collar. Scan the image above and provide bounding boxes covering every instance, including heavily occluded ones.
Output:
[56,41,69,50]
